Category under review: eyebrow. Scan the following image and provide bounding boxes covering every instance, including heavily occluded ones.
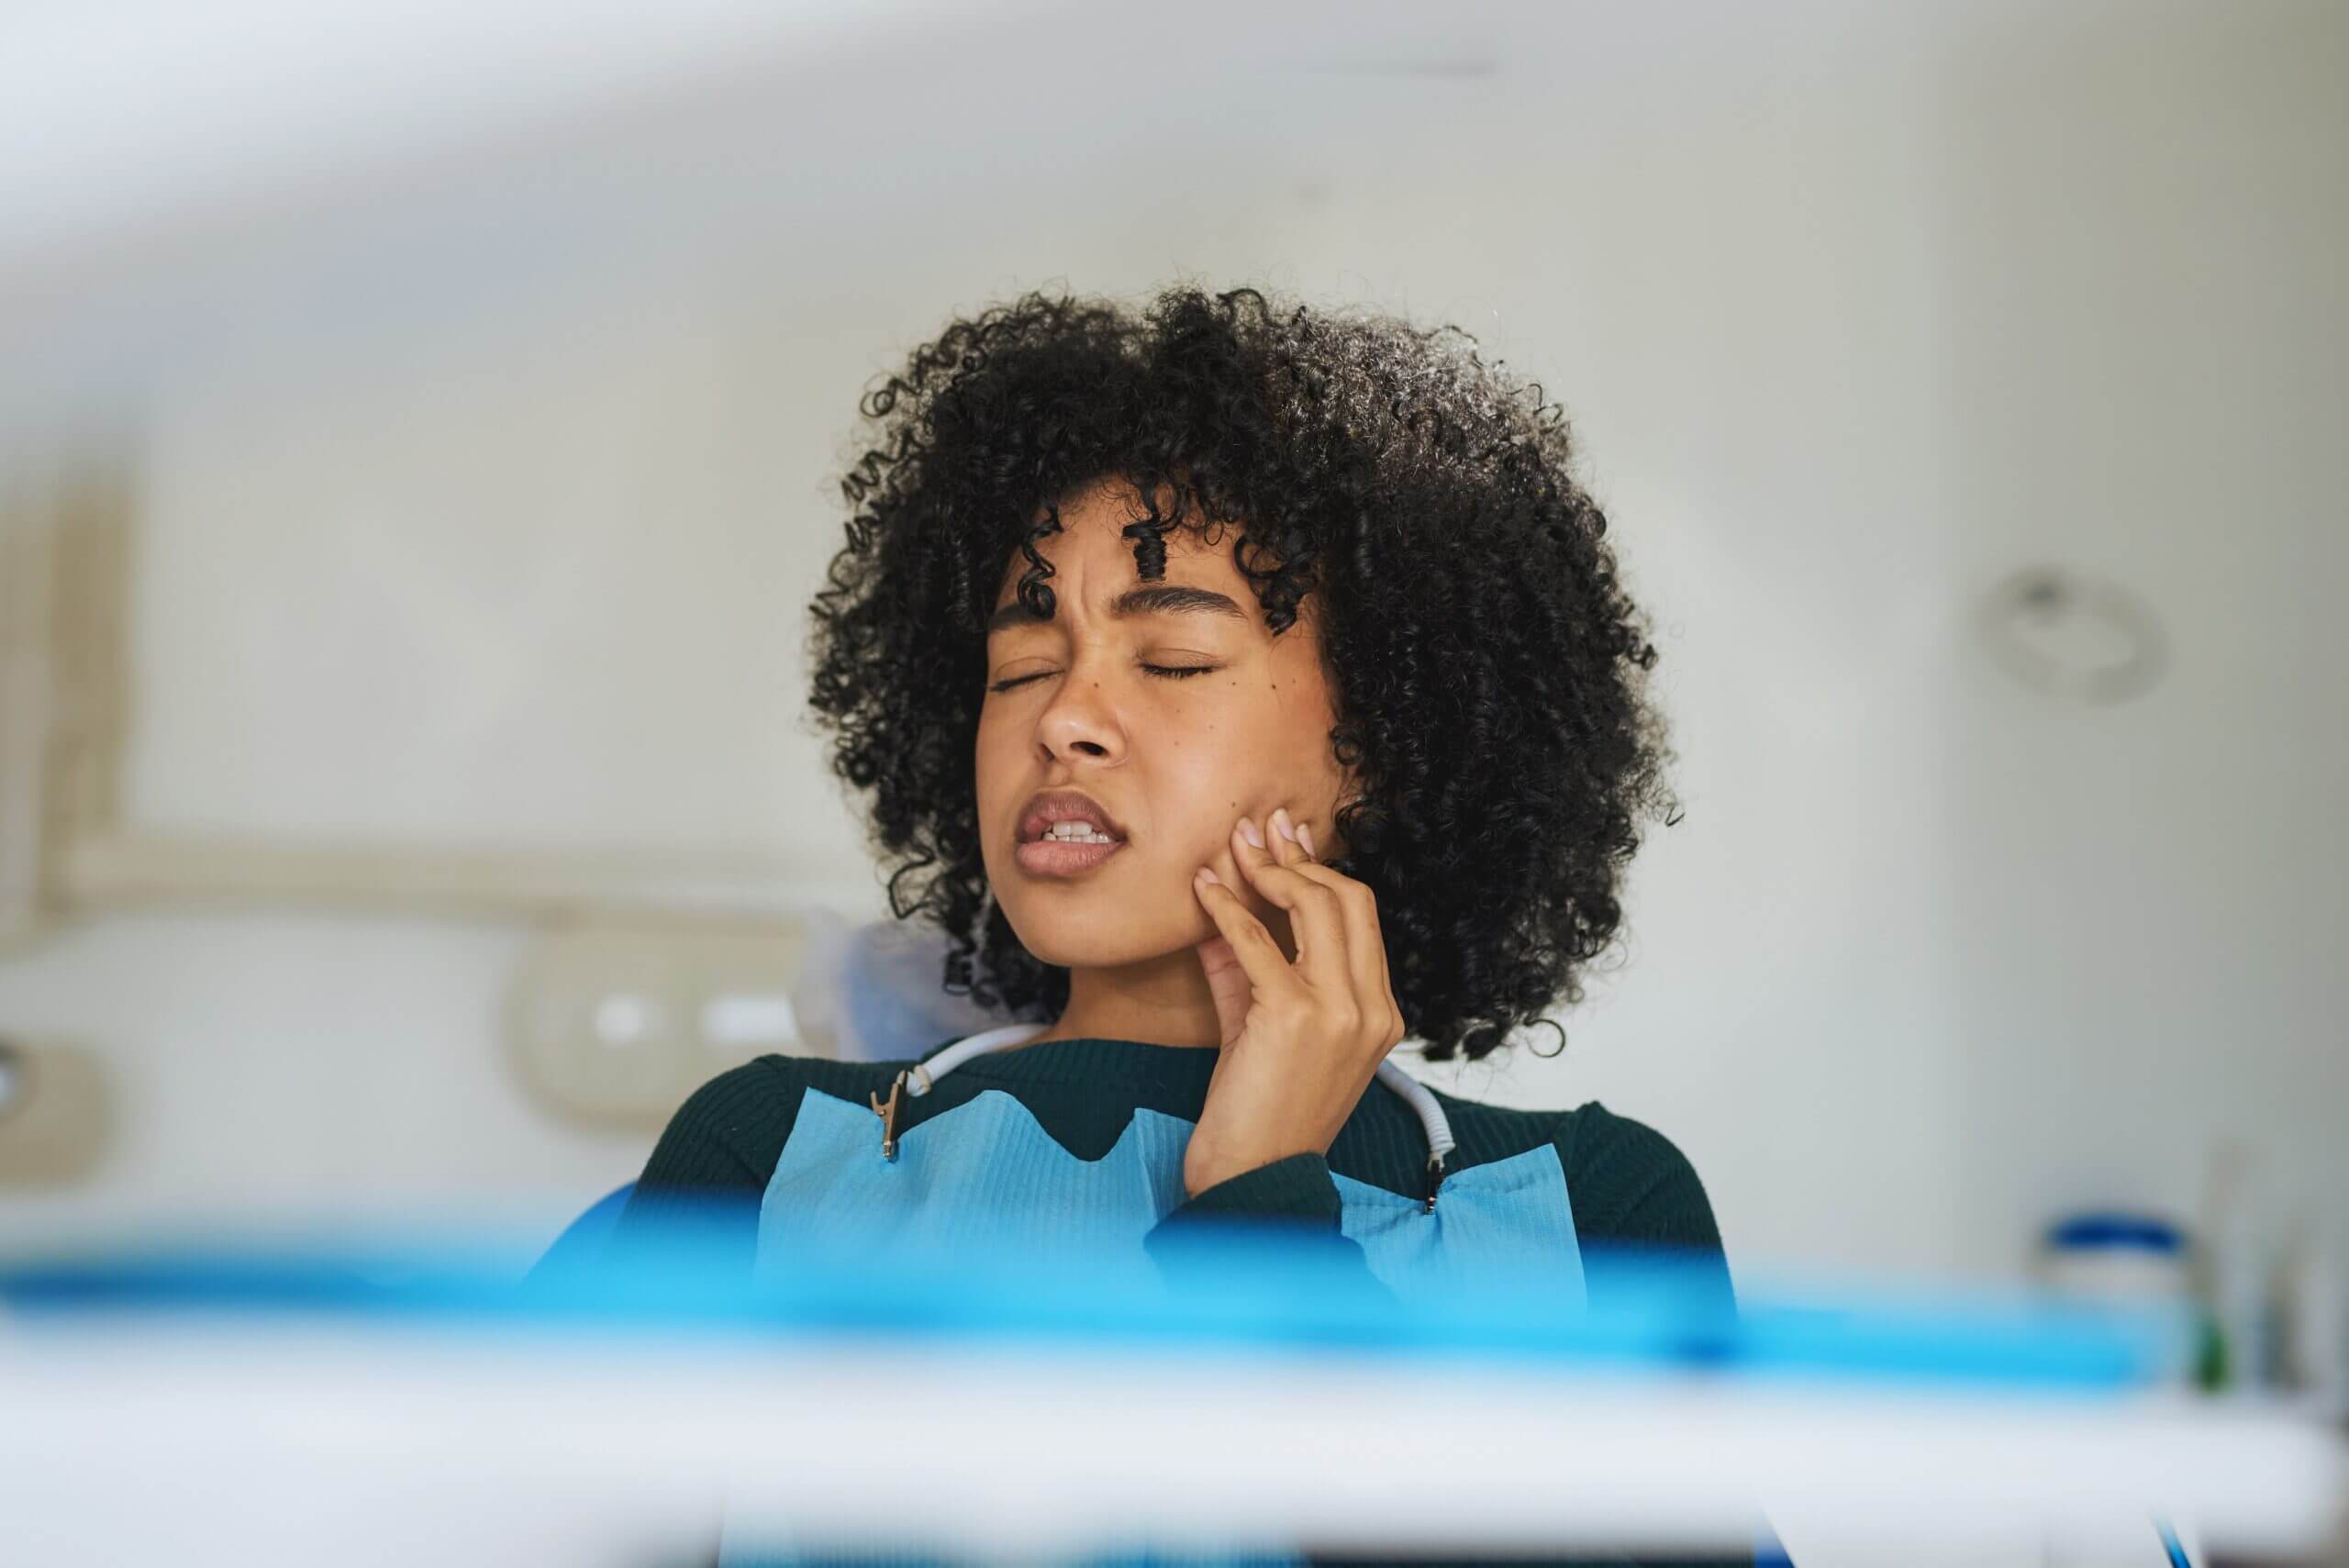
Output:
[985,583,1248,635]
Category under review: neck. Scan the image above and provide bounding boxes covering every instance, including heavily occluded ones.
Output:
[1027,915,1296,1050]
[1019,901,1297,1047]
[1029,951,1222,1048]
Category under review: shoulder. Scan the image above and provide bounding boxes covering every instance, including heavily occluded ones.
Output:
[1546,1100,1734,1322]
[613,1050,945,1273]
[1550,1100,1723,1253]
[1422,1087,1725,1257]
[642,1051,912,1189]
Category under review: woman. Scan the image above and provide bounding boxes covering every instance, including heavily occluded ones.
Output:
[609,284,1736,1565]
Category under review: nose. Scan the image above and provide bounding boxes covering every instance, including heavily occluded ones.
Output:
[1034,672,1124,762]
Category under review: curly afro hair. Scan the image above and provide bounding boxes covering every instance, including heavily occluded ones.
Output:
[805,284,1682,1063]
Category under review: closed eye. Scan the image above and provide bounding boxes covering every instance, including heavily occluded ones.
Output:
[988,663,1219,694]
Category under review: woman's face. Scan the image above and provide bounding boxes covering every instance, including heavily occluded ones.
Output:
[975,476,1353,973]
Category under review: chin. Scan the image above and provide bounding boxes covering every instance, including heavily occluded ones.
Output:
[998,906,1191,972]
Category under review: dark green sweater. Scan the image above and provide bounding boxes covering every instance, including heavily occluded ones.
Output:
[607,1035,1745,1568]
[616,1035,1729,1290]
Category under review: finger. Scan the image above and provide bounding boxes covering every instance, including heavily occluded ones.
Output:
[1233,810,1352,998]
[1265,806,1361,983]
[1267,807,1381,1016]
[1265,805,1308,867]
[1271,849,1403,1049]
[1193,865,1303,1008]
[1243,807,1396,1033]
[1190,929,1252,1050]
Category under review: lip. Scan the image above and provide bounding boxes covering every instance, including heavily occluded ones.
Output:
[1012,837,1129,878]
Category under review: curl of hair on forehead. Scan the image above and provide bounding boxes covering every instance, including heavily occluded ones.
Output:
[1004,473,1308,639]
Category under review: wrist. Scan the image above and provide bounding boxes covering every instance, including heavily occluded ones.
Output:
[1182,1135,1319,1199]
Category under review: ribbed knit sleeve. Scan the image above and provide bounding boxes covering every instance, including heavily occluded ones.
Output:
[600,1058,805,1278]
[647,1060,799,1184]
[1556,1101,1734,1311]
[1153,1151,1346,1227]
[1141,1151,1393,1299]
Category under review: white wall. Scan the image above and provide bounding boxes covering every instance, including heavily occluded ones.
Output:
[1,0,2341,1284]
[0,913,630,1256]
[1934,4,2349,1278]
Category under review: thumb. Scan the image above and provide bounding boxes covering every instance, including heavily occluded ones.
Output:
[1194,935,1252,1049]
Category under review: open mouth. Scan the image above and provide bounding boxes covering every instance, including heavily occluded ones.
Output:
[1013,787,1130,875]
[1016,789,1129,850]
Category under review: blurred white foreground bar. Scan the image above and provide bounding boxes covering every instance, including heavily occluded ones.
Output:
[0,1318,2340,1568]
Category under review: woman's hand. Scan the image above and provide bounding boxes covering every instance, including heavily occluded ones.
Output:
[1186,806,1407,1197]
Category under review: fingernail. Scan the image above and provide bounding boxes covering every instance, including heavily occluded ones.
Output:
[1196,866,1219,885]
[1237,816,1264,850]
[1298,822,1316,859]
[1272,807,1297,843]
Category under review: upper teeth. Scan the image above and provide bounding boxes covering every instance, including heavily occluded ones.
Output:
[1043,822,1115,842]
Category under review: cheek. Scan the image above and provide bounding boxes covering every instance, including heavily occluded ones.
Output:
[1154,720,1266,857]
